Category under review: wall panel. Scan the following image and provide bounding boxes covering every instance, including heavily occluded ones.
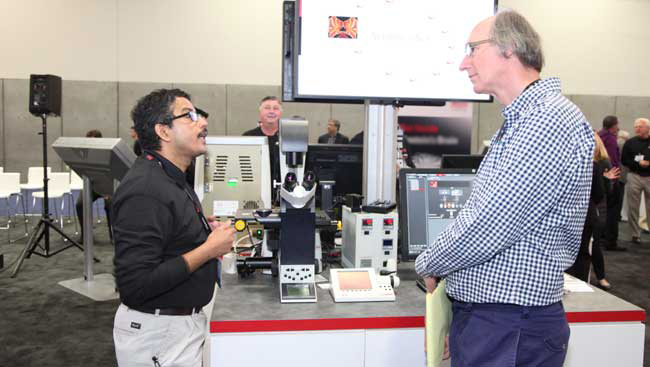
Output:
[173,83,227,136]
[614,97,650,134]
[61,81,118,139]
[569,95,616,130]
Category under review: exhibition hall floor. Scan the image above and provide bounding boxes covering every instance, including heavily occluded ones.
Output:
[0,219,647,367]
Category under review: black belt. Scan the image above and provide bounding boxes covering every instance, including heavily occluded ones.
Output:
[131,306,201,316]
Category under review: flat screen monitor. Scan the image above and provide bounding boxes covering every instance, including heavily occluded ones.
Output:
[441,154,484,170]
[305,144,363,199]
[399,168,476,260]
[283,0,496,104]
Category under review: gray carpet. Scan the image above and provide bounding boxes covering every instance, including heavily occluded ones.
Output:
[0,218,648,367]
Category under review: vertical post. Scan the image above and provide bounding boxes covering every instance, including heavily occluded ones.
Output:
[363,101,397,205]
[41,115,50,253]
[82,175,94,281]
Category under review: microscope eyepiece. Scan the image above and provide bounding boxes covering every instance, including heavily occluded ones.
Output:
[283,172,298,192]
[302,170,316,191]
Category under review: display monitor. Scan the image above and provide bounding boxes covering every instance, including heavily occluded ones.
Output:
[399,168,476,260]
[441,154,484,170]
[305,144,363,200]
[283,0,496,104]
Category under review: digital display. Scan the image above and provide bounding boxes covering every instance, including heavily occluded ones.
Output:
[296,0,494,102]
[338,271,372,291]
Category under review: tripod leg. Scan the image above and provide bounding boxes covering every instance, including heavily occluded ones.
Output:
[10,219,45,278]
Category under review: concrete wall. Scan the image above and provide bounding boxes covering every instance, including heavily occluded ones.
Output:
[3,78,650,180]
[0,79,367,180]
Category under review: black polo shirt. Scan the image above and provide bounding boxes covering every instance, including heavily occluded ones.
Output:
[112,150,218,309]
[243,125,281,199]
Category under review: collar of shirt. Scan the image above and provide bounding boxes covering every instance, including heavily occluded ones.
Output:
[493,78,561,145]
[143,150,188,188]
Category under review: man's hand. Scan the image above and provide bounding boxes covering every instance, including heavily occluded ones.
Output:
[424,276,438,293]
[206,216,229,232]
[182,219,236,273]
[640,160,650,168]
[443,335,450,360]
[204,219,236,258]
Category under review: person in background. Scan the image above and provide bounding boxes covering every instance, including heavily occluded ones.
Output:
[317,118,349,144]
[243,96,282,200]
[621,117,650,245]
[598,116,625,251]
[416,10,593,367]
[567,132,618,290]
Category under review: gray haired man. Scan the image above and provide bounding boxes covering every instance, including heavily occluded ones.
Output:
[416,10,593,367]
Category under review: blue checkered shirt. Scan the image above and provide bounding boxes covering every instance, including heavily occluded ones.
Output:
[415,78,594,306]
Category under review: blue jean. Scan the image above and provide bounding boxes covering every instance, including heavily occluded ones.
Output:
[449,300,570,367]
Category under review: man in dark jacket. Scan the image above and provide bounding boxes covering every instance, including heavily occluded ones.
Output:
[318,119,349,144]
[621,117,650,245]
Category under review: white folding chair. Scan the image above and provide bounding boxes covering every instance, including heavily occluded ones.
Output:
[32,172,76,230]
[0,172,29,242]
[20,166,52,190]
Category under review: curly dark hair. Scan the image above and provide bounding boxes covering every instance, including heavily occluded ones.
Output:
[130,88,192,151]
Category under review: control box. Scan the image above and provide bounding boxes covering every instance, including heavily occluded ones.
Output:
[341,206,398,272]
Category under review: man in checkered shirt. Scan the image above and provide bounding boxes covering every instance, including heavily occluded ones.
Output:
[416,10,594,367]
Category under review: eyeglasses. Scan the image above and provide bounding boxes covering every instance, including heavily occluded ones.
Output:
[196,107,209,118]
[465,39,494,57]
[170,110,199,123]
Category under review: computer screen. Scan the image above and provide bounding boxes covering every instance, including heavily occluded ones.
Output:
[284,0,496,104]
[441,154,484,170]
[305,144,363,199]
[399,168,476,260]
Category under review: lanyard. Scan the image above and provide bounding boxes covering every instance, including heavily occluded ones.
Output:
[145,151,211,235]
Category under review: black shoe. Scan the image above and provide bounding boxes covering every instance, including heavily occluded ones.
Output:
[631,236,641,244]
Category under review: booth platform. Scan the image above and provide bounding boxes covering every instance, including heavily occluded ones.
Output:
[209,266,645,367]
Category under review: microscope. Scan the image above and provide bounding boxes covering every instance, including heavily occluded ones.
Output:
[236,117,319,303]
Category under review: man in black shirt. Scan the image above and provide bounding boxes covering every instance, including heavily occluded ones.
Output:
[317,118,350,144]
[112,89,235,366]
[621,117,650,245]
[243,96,283,200]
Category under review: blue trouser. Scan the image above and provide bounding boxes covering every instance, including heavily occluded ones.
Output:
[449,300,570,367]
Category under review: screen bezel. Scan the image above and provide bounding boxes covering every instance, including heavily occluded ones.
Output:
[284,0,498,105]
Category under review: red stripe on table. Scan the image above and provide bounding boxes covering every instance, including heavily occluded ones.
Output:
[211,316,422,333]
[566,310,645,323]
[211,310,645,333]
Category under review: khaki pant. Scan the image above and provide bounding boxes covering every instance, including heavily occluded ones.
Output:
[625,172,650,238]
[114,304,207,367]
